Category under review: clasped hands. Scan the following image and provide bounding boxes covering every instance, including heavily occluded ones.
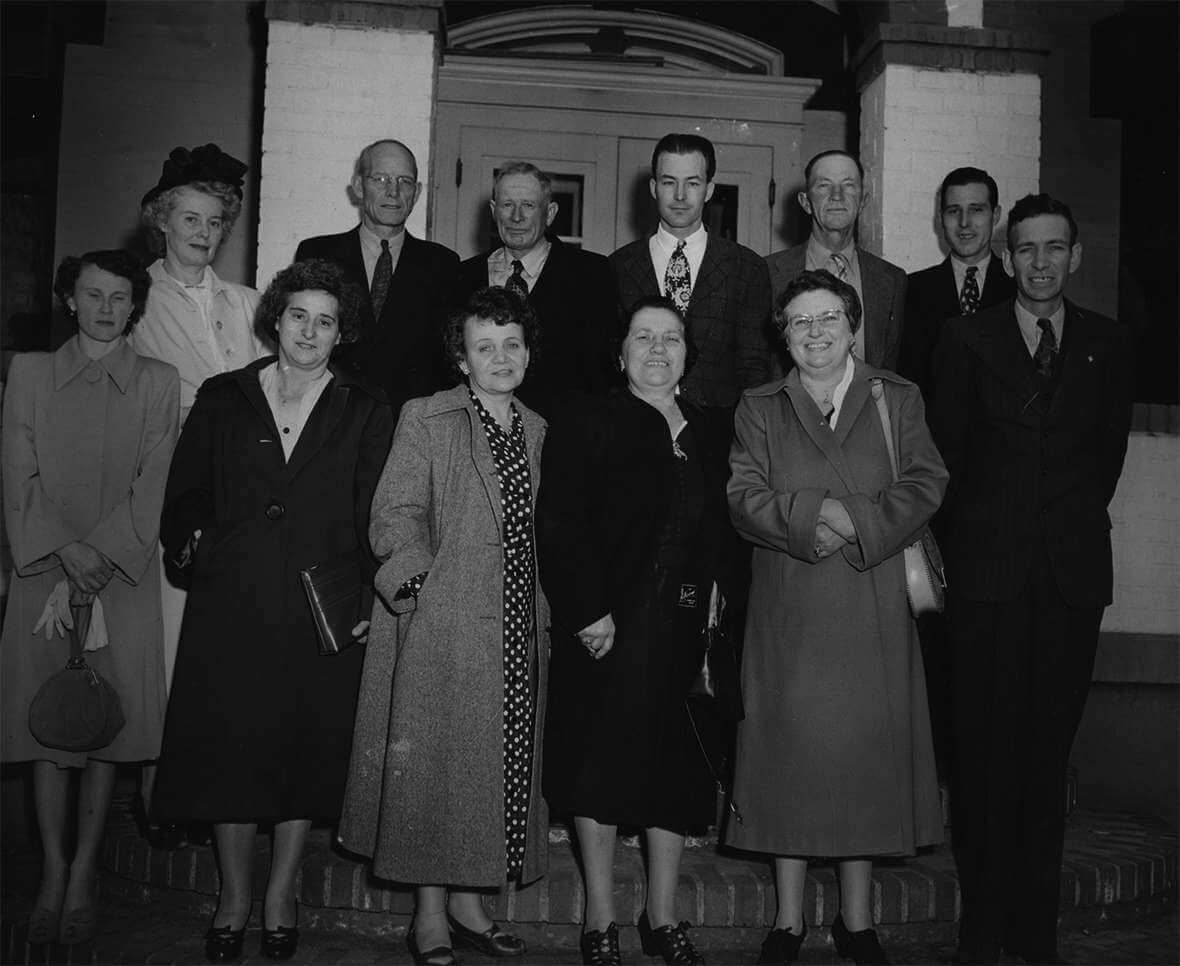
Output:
[813,497,856,561]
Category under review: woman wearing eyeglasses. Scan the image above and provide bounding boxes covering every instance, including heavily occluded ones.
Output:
[726,270,947,966]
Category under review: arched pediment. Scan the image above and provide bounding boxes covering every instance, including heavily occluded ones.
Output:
[445,4,785,76]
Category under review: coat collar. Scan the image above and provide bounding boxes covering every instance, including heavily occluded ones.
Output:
[53,336,137,393]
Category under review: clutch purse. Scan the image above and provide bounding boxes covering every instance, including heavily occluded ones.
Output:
[688,582,745,722]
[28,599,126,752]
[871,379,947,617]
[300,553,363,655]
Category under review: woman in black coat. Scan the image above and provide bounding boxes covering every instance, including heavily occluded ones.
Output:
[154,260,393,962]
[537,297,734,966]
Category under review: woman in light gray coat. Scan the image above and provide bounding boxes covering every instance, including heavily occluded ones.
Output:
[341,288,548,966]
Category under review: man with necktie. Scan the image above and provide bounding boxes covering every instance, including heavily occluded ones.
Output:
[295,139,459,414]
[609,133,774,410]
[929,194,1132,965]
[765,150,906,373]
[900,167,1016,400]
[458,161,617,416]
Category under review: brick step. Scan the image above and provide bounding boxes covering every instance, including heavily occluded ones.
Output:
[98,804,1175,942]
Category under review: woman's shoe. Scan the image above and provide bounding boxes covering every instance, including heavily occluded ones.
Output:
[261,924,300,961]
[27,907,60,945]
[59,905,98,945]
[637,910,705,964]
[831,914,889,965]
[407,926,458,966]
[758,921,808,964]
[204,923,247,963]
[447,912,526,956]
[580,921,622,965]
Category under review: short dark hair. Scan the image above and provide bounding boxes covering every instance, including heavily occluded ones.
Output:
[650,134,716,182]
[139,181,243,258]
[618,295,700,379]
[254,259,364,350]
[773,269,863,338]
[443,287,541,379]
[53,249,151,333]
[1006,193,1079,249]
[939,167,999,210]
[804,150,864,185]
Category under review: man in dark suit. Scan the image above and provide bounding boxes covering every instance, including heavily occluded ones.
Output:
[766,150,906,372]
[458,161,616,417]
[609,133,774,409]
[900,167,1016,398]
[295,139,459,412]
[930,194,1132,965]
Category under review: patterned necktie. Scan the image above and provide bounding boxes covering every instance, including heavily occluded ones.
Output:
[1034,317,1058,379]
[505,259,529,300]
[665,240,691,312]
[829,251,849,281]
[370,239,392,318]
[960,265,981,315]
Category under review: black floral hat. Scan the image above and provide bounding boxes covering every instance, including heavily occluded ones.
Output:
[140,143,248,207]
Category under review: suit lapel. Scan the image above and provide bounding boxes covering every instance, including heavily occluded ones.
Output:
[782,374,859,493]
[1047,301,1101,421]
[981,257,1012,305]
[626,240,660,296]
[937,258,961,319]
[380,232,419,328]
[690,235,726,305]
[964,303,1044,413]
[466,398,505,534]
[284,375,351,481]
[860,255,889,365]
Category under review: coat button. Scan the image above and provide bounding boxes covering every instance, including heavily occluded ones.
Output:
[85,366,103,383]
[265,500,286,521]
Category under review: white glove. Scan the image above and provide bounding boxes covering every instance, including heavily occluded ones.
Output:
[83,597,109,652]
[32,581,73,639]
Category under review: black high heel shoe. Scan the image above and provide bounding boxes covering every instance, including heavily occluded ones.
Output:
[758,921,808,964]
[261,924,299,961]
[580,922,621,965]
[204,922,247,963]
[447,912,526,957]
[407,926,457,966]
[831,914,889,965]
[637,910,705,964]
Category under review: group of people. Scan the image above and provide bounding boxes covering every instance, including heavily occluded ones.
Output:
[0,128,1131,966]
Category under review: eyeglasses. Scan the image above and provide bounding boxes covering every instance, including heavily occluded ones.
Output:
[365,174,417,193]
[785,309,846,334]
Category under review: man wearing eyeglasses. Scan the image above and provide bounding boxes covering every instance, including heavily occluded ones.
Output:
[766,150,906,374]
[295,139,459,412]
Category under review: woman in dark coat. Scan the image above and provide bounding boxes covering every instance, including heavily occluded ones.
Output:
[537,297,733,966]
[340,287,547,966]
[154,260,393,962]
[726,271,946,966]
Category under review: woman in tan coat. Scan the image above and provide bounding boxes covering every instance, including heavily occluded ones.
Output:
[1,250,179,945]
[341,287,548,966]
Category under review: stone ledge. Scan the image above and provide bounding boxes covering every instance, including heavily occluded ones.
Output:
[266,0,442,32]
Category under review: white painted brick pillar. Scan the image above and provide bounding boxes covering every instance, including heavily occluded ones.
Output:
[257,0,444,289]
[852,22,1048,272]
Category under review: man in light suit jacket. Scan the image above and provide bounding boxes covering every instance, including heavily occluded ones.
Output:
[900,167,1016,399]
[295,139,459,414]
[930,194,1132,965]
[609,133,774,410]
[766,150,906,372]
[458,162,617,417]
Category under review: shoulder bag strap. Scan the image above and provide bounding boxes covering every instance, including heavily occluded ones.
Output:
[870,378,901,482]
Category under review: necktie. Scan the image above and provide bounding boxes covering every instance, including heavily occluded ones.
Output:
[371,239,392,319]
[505,259,529,300]
[1034,317,1058,380]
[829,251,849,281]
[960,265,981,315]
[665,240,691,312]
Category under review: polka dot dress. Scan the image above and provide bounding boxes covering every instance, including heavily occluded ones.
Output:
[471,390,536,878]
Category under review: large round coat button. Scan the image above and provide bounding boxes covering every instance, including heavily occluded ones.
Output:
[265,500,286,521]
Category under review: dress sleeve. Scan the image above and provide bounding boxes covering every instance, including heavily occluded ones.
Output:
[735,254,774,390]
[369,400,438,613]
[726,393,828,561]
[1,356,76,576]
[838,382,948,571]
[85,366,180,584]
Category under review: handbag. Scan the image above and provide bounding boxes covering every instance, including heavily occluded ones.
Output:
[688,582,744,722]
[28,599,126,752]
[871,379,947,617]
[300,552,364,655]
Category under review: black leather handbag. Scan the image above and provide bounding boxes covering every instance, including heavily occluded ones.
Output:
[28,600,125,752]
[300,552,363,655]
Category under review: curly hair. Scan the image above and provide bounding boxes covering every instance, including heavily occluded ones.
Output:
[53,249,151,333]
[139,181,243,258]
[617,295,699,381]
[443,287,540,380]
[253,259,364,350]
[773,269,863,338]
